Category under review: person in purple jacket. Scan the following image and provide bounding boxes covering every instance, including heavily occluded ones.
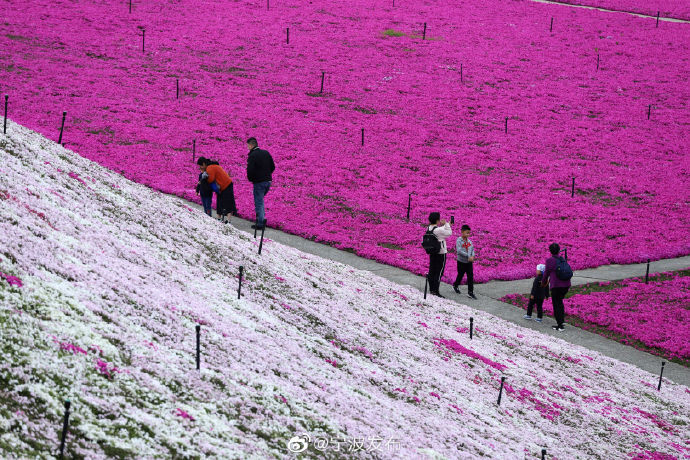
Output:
[542,243,571,332]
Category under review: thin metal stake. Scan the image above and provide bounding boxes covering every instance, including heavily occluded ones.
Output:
[422,22,427,40]
[645,259,650,284]
[195,325,201,370]
[58,111,66,144]
[238,266,244,299]
[258,219,267,254]
[320,72,325,93]
[469,317,474,339]
[497,376,505,405]
[58,400,71,459]
[3,95,7,134]
[657,361,665,390]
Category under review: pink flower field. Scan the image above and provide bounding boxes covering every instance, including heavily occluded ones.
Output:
[1,0,689,284]
[501,269,690,365]
[2,120,689,459]
[550,0,690,21]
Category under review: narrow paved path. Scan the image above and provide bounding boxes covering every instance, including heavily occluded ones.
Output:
[531,0,690,23]
[176,196,689,386]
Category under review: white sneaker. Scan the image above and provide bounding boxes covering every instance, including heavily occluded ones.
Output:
[523,315,532,320]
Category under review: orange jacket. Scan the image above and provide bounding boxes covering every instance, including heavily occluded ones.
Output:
[206,164,232,192]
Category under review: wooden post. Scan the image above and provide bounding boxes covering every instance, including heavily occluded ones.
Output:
[361,128,364,146]
[550,17,553,32]
[176,79,179,99]
[647,104,651,120]
[286,27,289,44]
[422,23,427,40]
[406,193,411,220]
[142,29,145,53]
[237,266,244,299]
[192,139,196,163]
[657,361,665,390]
[505,117,508,134]
[195,325,201,370]
[460,63,463,83]
[58,400,71,459]
[596,53,599,70]
[320,72,325,93]
[469,317,474,339]
[645,259,650,284]
[58,111,66,144]
[656,11,660,27]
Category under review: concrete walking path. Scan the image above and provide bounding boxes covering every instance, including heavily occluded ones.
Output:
[177,195,689,387]
[531,0,690,23]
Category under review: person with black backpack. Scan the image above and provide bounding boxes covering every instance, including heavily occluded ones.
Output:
[422,212,452,298]
[541,243,573,332]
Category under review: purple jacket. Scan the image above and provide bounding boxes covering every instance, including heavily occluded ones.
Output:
[543,255,572,289]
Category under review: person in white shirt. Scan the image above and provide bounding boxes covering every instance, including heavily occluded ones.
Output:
[427,212,452,297]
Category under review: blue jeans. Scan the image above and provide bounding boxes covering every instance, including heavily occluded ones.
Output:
[201,195,213,215]
[253,181,271,226]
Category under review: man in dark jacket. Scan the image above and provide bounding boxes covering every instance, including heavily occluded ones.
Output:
[542,243,571,331]
[246,137,275,230]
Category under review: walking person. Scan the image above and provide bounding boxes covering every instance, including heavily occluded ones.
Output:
[246,137,275,230]
[197,157,237,223]
[542,243,573,331]
[523,264,550,322]
[452,224,477,299]
[423,212,452,298]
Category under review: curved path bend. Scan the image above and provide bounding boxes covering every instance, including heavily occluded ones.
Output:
[175,195,690,387]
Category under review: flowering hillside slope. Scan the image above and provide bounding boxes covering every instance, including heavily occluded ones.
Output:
[501,270,690,366]
[1,0,689,284]
[1,123,689,459]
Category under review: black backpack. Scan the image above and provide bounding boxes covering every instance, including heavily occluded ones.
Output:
[555,256,573,280]
[422,226,441,255]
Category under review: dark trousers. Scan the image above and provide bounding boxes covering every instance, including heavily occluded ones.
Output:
[527,298,544,318]
[453,261,474,294]
[428,253,446,294]
[550,287,569,326]
[200,194,213,216]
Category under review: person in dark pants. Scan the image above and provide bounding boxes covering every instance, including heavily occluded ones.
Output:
[197,157,236,223]
[426,212,452,298]
[524,264,550,322]
[453,224,477,299]
[246,137,275,230]
[196,158,214,216]
[542,243,571,331]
